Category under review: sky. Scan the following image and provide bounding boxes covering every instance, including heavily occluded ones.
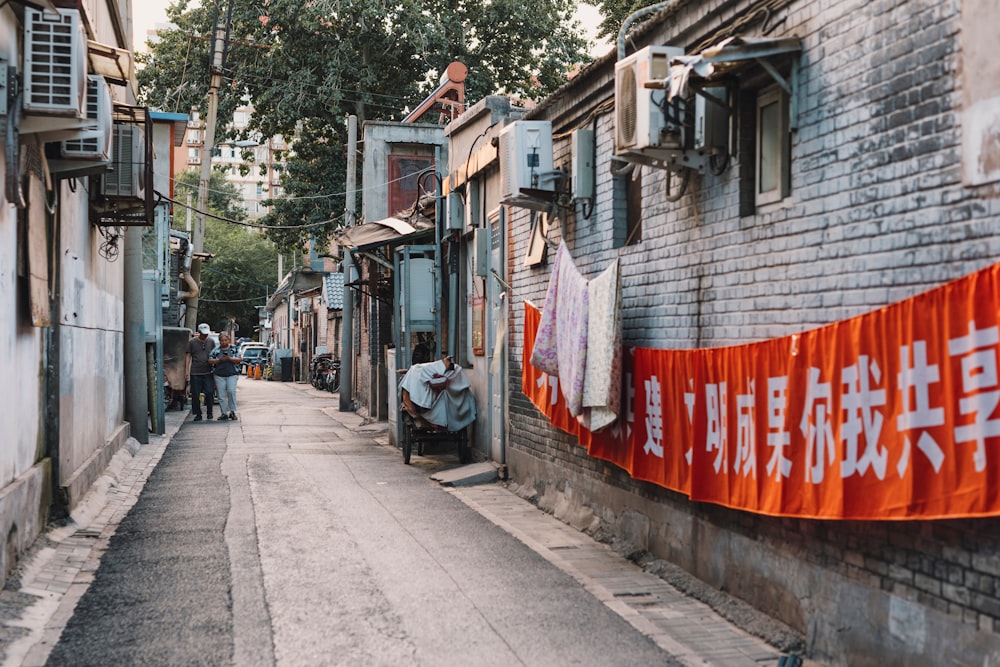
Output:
[132,0,174,49]
[131,2,609,56]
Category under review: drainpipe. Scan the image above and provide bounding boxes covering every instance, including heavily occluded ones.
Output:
[176,271,199,300]
[45,203,64,519]
[442,145,457,361]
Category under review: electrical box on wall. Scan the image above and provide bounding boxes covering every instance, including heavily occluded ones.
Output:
[447,192,464,230]
[570,129,594,200]
[695,86,729,153]
[465,180,481,228]
[474,227,489,277]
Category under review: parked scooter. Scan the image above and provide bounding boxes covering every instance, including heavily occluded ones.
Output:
[310,354,336,391]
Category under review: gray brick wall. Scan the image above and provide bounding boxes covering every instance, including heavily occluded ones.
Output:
[506,0,1000,663]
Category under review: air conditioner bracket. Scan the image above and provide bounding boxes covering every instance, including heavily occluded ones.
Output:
[616,148,710,174]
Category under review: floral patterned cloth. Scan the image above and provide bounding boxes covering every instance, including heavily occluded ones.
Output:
[530,242,590,416]
[581,258,622,432]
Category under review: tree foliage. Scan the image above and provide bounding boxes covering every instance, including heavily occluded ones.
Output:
[173,167,246,222]
[171,168,278,338]
[593,0,665,42]
[138,0,590,253]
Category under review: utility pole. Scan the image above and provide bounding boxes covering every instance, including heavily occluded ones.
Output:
[185,2,229,330]
[340,115,357,412]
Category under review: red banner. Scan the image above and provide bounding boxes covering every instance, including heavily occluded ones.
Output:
[522,263,1000,519]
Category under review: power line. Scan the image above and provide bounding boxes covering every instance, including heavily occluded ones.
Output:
[156,190,343,230]
[198,295,269,304]
[169,164,427,202]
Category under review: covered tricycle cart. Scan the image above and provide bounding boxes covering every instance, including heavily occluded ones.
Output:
[398,357,476,464]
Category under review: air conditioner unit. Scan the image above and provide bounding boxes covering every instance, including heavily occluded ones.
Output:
[614,45,685,160]
[499,120,555,211]
[20,7,87,135]
[101,125,145,199]
[46,76,114,178]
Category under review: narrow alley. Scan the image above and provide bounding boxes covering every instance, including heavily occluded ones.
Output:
[1,380,797,667]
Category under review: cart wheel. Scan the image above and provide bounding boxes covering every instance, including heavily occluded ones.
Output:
[403,438,412,464]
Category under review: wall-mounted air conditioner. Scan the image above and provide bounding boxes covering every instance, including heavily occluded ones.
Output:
[60,76,113,159]
[47,76,114,177]
[19,7,87,136]
[100,124,145,199]
[499,120,555,211]
[614,45,685,159]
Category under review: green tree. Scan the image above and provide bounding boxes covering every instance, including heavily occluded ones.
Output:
[138,0,590,252]
[173,167,246,222]
[200,218,279,340]
[594,0,664,42]
[170,167,278,338]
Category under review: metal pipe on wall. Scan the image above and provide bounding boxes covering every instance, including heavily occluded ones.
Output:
[124,226,149,443]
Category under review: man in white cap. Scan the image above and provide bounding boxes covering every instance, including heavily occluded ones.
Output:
[185,323,216,422]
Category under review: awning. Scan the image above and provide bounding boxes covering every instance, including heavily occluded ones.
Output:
[660,36,802,127]
[88,39,136,88]
[335,216,434,250]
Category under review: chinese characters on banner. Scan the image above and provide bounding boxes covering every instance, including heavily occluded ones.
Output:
[522,263,1000,519]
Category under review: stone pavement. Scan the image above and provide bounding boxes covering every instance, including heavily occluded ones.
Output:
[0,402,812,667]
[449,485,795,667]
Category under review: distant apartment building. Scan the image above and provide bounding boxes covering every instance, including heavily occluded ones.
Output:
[176,105,285,219]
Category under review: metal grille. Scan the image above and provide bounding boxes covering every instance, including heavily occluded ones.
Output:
[61,76,103,157]
[24,8,83,114]
[102,125,144,198]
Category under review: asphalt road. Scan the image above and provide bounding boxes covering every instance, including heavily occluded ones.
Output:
[44,379,678,666]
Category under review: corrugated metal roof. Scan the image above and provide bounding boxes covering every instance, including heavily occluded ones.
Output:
[324,272,345,310]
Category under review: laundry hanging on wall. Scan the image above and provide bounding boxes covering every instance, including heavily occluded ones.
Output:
[530,242,623,430]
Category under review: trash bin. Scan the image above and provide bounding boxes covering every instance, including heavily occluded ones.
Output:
[280,357,293,382]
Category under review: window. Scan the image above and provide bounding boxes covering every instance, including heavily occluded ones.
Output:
[187,147,200,163]
[755,85,790,206]
[612,164,642,247]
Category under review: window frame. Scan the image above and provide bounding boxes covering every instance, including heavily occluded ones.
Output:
[612,163,643,248]
[754,84,791,207]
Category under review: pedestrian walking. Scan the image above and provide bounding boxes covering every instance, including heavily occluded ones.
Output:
[210,333,242,420]
[186,323,216,422]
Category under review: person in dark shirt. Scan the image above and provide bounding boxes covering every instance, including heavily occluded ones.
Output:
[185,323,216,422]
[209,333,242,421]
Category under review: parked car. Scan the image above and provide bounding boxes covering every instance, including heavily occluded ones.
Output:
[238,341,267,357]
[240,347,269,375]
